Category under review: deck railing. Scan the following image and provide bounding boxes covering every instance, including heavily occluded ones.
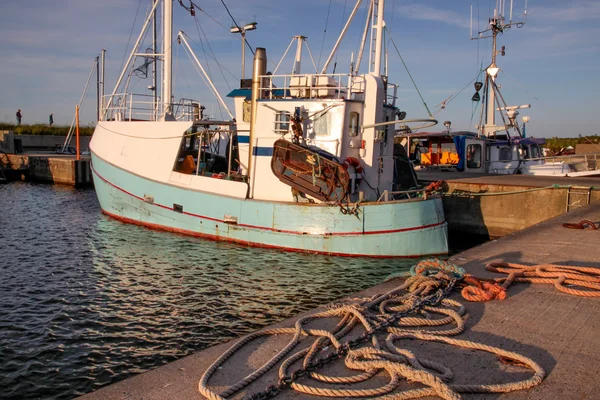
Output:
[257,73,398,106]
[101,93,204,122]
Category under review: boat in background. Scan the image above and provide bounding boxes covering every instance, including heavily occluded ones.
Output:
[401,0,600,177]
[90,0,448,257]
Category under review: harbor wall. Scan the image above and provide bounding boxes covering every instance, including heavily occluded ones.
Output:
[1,154,92,186]
[443,181,600,237]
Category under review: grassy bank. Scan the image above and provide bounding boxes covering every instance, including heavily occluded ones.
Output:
[545,135,600,153]
[0,122,94,136]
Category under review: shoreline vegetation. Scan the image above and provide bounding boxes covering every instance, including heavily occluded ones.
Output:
[0,122,94,136]
[1,122,598,153]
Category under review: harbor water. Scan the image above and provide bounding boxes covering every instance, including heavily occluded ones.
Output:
[0,182,420,399]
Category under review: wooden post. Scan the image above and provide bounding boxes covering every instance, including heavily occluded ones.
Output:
[76,105,81,160]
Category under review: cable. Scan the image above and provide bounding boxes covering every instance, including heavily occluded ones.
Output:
[218,0,255,56]
[386,30,433,118]
[317,0,333,71]
[119,0,144,76]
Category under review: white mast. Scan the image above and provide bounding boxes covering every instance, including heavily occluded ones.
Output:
[292,35,306,74]
[371,0,385,76]
[162,0,173,119]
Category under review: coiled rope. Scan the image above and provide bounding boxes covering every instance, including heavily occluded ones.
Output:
[198,259,544,400]
[486,262,600,298]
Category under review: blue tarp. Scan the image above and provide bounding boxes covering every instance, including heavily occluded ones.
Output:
[453,135,467,171]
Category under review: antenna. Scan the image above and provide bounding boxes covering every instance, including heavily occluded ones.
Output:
[470,0,527,41]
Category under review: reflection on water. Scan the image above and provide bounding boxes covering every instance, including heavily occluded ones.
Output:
[0,182,418,399]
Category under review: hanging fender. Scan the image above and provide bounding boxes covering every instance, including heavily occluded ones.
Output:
[343,157,363,175]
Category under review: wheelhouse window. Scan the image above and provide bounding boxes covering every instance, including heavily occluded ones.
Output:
[349,112,359,137]
[530,145,541,159]
[467,144,482,169]
[314,112,331,136]
[274,111,290,134]
[520,144,530,159]
[499,146,512,162]
[243,100,251,122]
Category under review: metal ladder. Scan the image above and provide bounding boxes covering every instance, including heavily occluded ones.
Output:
[566,186,593,212]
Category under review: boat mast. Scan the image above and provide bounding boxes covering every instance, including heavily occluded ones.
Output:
[370,0,385,76]
[471,0,527,137]
[162,0,173,119]
[292,36,306,74]
[152,0,158,121]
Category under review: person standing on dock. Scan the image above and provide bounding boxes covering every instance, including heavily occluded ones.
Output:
[16,109,22,126]
[49,113,54,127]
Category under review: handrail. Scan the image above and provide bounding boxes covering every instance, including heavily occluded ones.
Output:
[377,188,431,202]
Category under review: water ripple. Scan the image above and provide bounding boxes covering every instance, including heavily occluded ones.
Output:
[0,182,417,399]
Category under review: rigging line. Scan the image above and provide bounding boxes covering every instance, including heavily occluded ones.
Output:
[192,2,231,33]
[317,0,333,71]
[181,44,226,120]
[218,0,255,57]
[334,0,348,65]
[499,69,540,101]
[193,17,232,91]
[181,32,238,81]
[387,0,396,49]
[386,30,433,118]
[433,74,478,116]
[124,23,152,94]
[119,0,144,77]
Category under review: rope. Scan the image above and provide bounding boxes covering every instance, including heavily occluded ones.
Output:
[486,262,600,298]
[460,275,507,302]
[563,220,599,230]
[199,259,545,400]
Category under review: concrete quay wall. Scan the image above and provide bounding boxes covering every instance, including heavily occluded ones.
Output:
[1,154,91,186]
[443,181,600,237]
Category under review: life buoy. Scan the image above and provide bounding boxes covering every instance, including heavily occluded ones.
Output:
[343,157,363,174]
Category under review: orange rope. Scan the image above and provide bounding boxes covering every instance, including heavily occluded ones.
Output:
[486,262,600,298]
[460,275,507,302]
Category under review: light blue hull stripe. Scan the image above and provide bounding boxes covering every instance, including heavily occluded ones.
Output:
[91,153,448,257]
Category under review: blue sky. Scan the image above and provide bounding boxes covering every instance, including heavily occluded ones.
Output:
[0,0,598,138]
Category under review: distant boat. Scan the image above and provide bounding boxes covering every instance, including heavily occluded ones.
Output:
[402,1,600,178]
[89,0,448,257]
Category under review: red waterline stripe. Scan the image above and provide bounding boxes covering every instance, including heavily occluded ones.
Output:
[101,209,445,259]
[91,163,446,236]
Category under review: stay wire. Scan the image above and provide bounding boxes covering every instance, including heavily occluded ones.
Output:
[181,32,238,81]
[193,16,232,92]
[219,0,255,56]
[333,0,348,69]
[317,0,333,71]
[386,29,433,118]
[119,0,144,77]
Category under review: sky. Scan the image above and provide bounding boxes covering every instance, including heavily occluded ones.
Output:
[0,0,598,138]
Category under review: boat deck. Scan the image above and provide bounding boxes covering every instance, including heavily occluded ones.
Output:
[80,203,600,400]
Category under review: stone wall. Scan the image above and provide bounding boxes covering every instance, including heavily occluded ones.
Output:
[443,182,600,237]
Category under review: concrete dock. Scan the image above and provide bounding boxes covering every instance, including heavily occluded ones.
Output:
[0,153,92,186]
[417,171,600,238]
[81,202,600,400]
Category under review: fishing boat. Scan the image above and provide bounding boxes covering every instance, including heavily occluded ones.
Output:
[402,1,600,177]
[89,0,448,257]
